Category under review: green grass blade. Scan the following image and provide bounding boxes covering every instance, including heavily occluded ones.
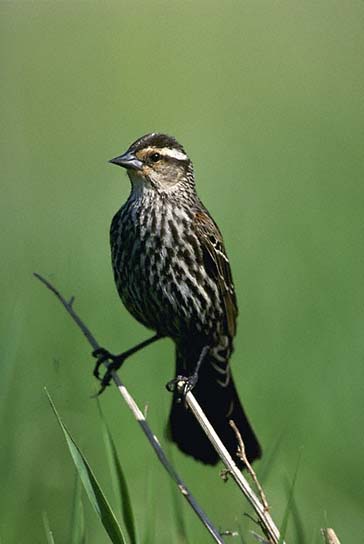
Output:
[42,511,56,544]
[237,523,247,543]
[278,450,303,543]
[69,474,86,544]
[45,388,126,544]
[283,475,306,544]
[98,401,138,544]
[259,431,285,484]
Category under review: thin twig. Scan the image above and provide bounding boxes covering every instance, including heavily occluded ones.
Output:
[34,272,225,544]
[181,383,284,544]
[229,420,269,511]
[321,528,341,544]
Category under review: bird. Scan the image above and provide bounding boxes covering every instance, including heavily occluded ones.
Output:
[94,132,262,468]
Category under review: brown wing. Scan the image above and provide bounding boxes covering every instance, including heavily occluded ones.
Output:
[193,210,238,337]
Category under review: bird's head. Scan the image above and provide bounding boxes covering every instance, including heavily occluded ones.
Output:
[109,133,194,192]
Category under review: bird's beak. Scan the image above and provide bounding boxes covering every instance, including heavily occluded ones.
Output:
[109,151,143,170]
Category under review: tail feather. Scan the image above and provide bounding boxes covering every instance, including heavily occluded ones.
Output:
[168,349,262,468]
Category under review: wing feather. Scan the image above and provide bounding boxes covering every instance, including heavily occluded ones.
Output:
[193,210,238,337]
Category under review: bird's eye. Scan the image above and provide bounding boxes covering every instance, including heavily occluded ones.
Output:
[150,152,161,162]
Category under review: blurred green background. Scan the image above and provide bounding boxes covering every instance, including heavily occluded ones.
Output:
[1,1,363,542]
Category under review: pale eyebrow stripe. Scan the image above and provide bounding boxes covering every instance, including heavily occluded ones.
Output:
[144,147,188,161]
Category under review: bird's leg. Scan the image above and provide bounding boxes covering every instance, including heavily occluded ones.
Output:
[93,333,162,394]
[166,345,210,398]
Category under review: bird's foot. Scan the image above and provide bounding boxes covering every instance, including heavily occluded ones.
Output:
[92,348,126,395]
[166,346,209,399]
[166,372,198,398]
[91,334,163,396]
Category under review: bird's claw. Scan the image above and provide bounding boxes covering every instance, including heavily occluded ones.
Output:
[92,348,113,379]
[92,347,125,394]
[92,347,112,360]
[182,372,199,395]
[166,373,198,398]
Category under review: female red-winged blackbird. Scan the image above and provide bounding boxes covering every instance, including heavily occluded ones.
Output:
[96,133,261,467]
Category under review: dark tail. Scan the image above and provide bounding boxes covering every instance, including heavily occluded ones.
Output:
[168,349,262,468]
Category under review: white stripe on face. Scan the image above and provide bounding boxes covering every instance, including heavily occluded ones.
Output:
[144,147,188,161]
